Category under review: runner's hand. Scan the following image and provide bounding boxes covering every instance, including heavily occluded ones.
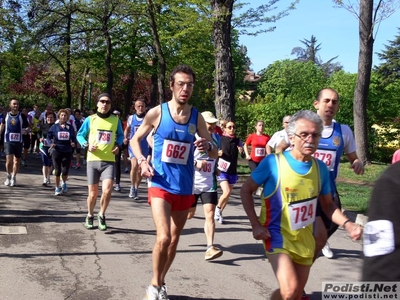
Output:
[252,223,270,241]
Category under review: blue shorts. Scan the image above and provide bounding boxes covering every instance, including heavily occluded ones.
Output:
[217,172,238,185]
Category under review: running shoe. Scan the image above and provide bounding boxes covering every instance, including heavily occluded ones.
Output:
[143,285,160,300]
[4,174,11,186]
[21,159,27,167]
[129,187,136,198]
[159,284,169,300]
[46,177,51,185]
[62,182,68,193]
[98,214,107,231]
[114,184,121,192]
[322,242,334,259]
[75,163,81,169]
[55,187,62,196]
[214,206,221,220]
[43,178,48,186]
[84,215,94,229]
[10,177,16,187]
[205,246,223,261]
[133,188,139,200]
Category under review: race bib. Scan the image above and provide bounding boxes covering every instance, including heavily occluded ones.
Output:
[9,133,20,142]
[58,131,70,141]
[313,149,337,171]
[217,158,231,172]
[161,139,190,165]
[198,159,215,175]
[288,198,317,230]
[255,147,266,157]
[96,130,113,145]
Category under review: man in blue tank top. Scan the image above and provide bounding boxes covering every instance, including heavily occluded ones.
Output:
[130,65,218,300]
[313,88,364,259]
[0,99,30,187]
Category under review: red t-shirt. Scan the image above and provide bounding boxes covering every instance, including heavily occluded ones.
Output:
[245,133,270,163]
[214,126,223,136]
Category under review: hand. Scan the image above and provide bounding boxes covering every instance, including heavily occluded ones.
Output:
[345,222,363,241]
[218,149,223,156]
[194,137,208,152]
[89,144,98,152]
[140,161,154,178]
[351,160,364,175]
[246,155,251,160]
[112,146,119,155]
[123,138,129,145]
[71,142,75,148]
[252,222,271,241]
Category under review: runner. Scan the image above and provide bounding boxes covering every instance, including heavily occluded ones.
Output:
[130,64,217,300]
[0,99,30,186]
[77,93,124,231]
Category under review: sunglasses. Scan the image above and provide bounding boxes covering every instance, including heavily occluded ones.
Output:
[227,125,236,129]
[99,99,111,104]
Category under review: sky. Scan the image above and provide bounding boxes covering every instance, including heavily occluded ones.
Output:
[238,1,400,74]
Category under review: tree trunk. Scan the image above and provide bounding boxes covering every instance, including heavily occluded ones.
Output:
[147,0,165,104]
[353,0,374,165]
[212,0,235,121]
[104,24,113,97]
[124,70,135,118]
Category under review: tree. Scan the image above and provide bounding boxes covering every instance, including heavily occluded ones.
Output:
[291,35,342,77]
[374,27,400,85]
[212,0,299,121]
[333,0,400,164]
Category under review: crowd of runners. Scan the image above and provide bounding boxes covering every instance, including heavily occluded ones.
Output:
[2,64,385,300]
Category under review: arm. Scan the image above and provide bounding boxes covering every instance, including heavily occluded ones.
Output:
[130,107,160,177]
[240,177,270,240]
[123,122,131,145]
[194,113,218,159]
[319,193,362,241]
[244,143,251,160]
[111,119,124,154]
[275,139,290,153]
[347,151,364,175]
[76,117,90,147]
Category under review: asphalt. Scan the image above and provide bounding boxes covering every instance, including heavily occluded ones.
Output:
[0,153,365,300]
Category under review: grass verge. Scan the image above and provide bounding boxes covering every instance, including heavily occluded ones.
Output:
[238,160,389,213]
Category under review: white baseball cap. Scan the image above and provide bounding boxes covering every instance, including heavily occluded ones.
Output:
[201,111,218,124]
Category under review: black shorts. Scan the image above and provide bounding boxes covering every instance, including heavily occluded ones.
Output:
[316,189,341,238]
[192,191,218,208]
[4,142,23,158]
[23,134,30,149]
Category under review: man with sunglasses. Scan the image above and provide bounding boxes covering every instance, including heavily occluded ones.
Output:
[77,93,124,231]
[313,88,364,259]
[130,65,218,300]
[241,110,362,300]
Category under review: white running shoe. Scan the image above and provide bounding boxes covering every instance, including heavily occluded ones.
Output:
[214,206,221,220]
[129,187,136,198]
[143,285,159,300]
[159,284,169,300]
[4,174,11,186]
[322,242,334,259]
[10,177,16,187]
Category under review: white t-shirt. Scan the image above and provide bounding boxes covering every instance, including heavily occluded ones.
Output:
[267,129,290,149]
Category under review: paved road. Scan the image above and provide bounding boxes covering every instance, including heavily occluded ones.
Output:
[0,153,364,300]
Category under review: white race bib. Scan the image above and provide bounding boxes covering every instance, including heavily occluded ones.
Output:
[9,133,20,142]
[313,149,337,171]
[255,147,266,157]
[217,158,231,172]
[161,139,190,165]
[57,131,70,141]
[288,198,317,230]
[198,159,215,175]
[96,130,113,145]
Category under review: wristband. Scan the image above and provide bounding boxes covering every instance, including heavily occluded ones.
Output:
[342,219,351,228]
[137,156,146,165]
